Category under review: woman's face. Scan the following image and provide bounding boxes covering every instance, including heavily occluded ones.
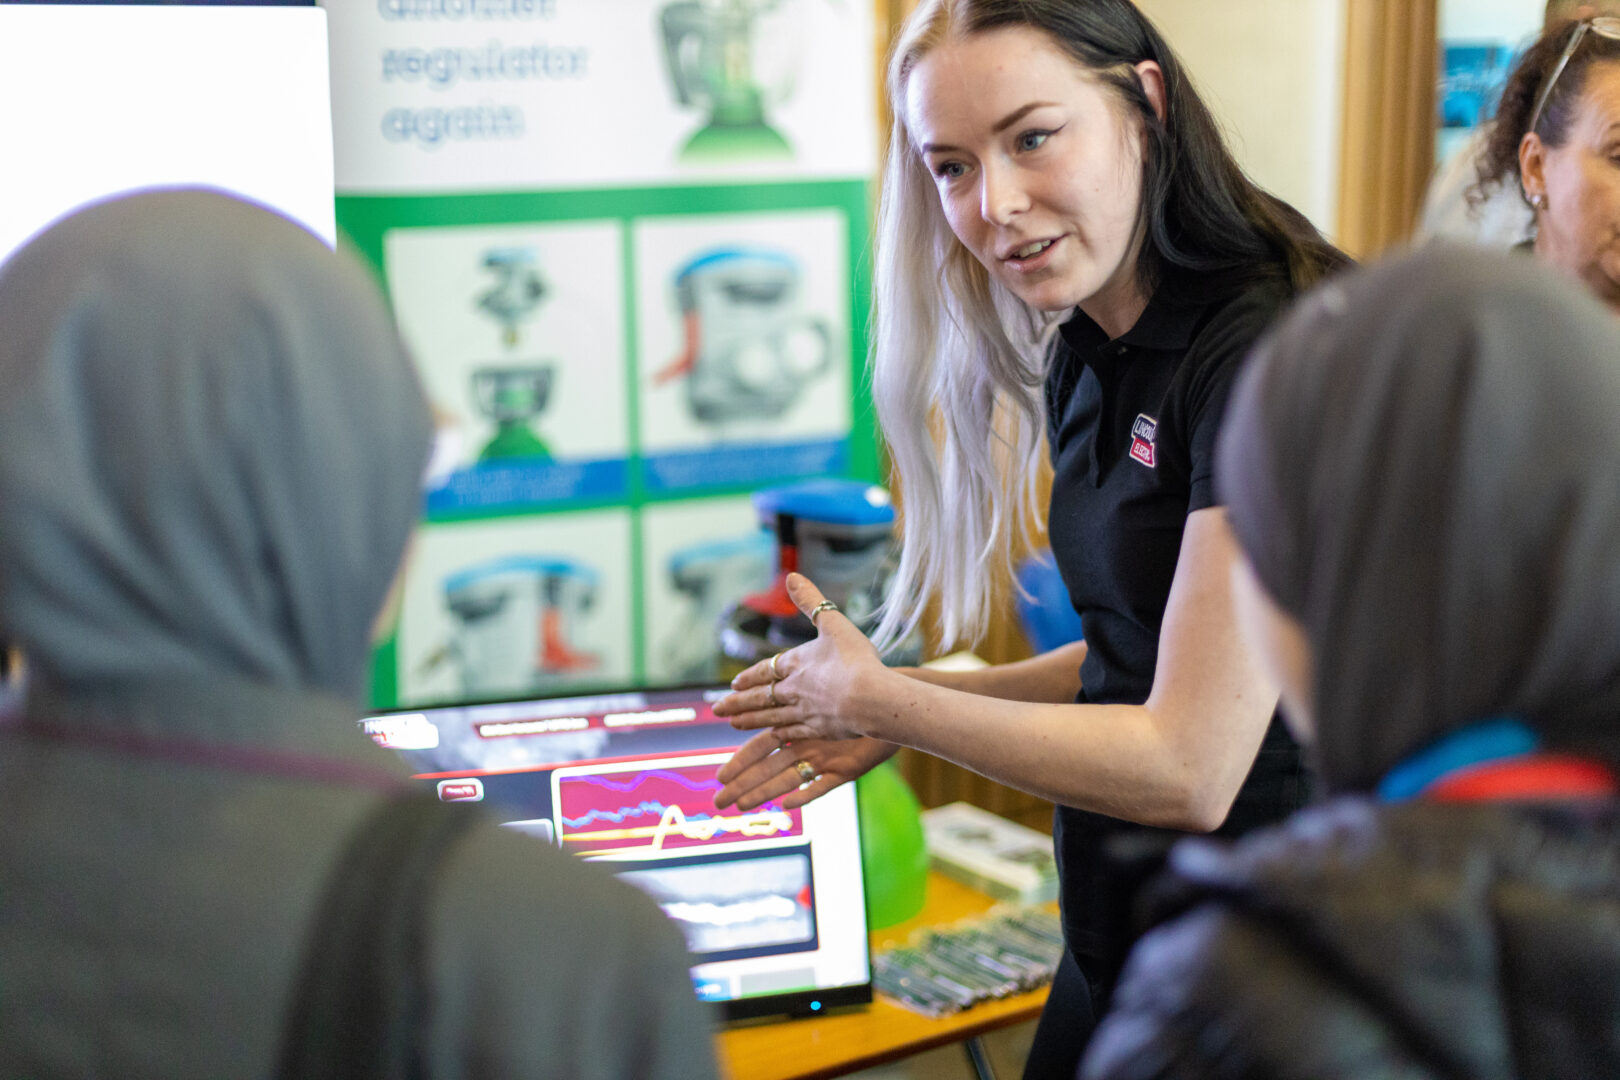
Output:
[1526,59,1620,311]
[905,27,1150,319]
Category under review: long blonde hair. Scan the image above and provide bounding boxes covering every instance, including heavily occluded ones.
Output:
[870,1,1052,652]
[869,0,1347,652]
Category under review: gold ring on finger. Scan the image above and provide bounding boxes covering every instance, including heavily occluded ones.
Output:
[793,759,817,784]
[768,680,779,708]
[769,651,783,682]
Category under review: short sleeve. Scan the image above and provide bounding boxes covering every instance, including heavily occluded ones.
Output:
[1184,284,1291,513]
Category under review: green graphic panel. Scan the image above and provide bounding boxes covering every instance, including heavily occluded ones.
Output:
[346,180,879,709]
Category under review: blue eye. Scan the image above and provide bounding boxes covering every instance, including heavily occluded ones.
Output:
[933,161,967,181]
[1017,130,1051,152]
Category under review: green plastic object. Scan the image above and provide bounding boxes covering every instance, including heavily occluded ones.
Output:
[856,759,929,929]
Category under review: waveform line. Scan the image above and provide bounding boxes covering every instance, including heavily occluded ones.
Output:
[572,769,721,795]
[562,799,711,829]
[562,798,787,830]
[662,894,803,927]
[564,803,793,852]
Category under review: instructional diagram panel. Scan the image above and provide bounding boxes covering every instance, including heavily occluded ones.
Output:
[328,0,879,707]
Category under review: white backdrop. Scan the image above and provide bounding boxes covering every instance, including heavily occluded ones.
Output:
[0,5,335,267]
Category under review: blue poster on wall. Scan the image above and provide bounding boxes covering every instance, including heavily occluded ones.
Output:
[1440,42,1521,130]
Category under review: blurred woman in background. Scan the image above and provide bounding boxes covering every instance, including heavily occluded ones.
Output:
[1084,246,1620,1079]
[1473,11,1620,310]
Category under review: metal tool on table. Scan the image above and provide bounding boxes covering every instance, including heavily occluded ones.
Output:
[873,907,1065,1019]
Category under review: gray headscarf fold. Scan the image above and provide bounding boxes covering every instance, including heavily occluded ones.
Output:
[0,189,431,701]
[1217,245,1620,792]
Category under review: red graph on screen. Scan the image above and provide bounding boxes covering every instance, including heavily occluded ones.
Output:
[555,760,803,856]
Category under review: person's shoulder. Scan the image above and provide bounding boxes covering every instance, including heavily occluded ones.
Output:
[1084,799,1620,1080]
[1196,271,1295,343]
[1170,796,1620,893]
[1084,800,1481,1080]
[1165,268,1297,417]
[423,820,718,1079]
[433,818,687,958]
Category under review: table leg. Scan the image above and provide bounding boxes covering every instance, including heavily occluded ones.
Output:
[963,1035,997,1080]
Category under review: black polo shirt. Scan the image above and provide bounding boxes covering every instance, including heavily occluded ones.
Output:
[1046,268,1290,706]
[1042,267,1311,995]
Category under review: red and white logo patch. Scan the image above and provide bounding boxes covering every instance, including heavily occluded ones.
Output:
[1129,413,1158,468]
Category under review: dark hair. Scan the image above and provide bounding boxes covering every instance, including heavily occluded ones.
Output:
[1475,17,1620,208]
[903,0,1350,293]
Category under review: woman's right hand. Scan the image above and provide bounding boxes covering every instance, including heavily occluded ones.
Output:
[713,731,899,812]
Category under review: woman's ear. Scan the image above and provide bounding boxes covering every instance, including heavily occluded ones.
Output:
[1134,60,1168,126]
[1519,130,1548,208]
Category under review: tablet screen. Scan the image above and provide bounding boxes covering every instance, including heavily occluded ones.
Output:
[364,685,872,1019]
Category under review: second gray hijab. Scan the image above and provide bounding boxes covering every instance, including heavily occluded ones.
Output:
[0,189,432,702]
[1217,245,1620,793]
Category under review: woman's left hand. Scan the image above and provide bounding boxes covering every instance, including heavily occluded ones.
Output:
[711,572,884,742]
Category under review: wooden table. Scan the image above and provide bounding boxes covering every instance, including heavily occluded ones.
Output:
[716,873,1053,1080]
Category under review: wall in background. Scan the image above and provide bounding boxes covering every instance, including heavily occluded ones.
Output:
[1137,0,1347,241]
[1436,0,1543,163]
[1440,0,1544,40]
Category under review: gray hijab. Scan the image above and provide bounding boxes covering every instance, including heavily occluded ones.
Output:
[1217,245,1620,792]
[0,189,431,702]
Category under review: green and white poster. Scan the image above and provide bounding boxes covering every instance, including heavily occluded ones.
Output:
[325,0,880,707]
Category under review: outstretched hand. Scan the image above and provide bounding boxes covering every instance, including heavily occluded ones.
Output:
[710,571,883,744]
[713,730,899,811]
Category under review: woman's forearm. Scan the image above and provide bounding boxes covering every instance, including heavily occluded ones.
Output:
[852,664,1271,832]
[719,512,1278,831]
[897,640,1086,703]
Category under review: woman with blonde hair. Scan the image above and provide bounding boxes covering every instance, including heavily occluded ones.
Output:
[713,0,1346,1071]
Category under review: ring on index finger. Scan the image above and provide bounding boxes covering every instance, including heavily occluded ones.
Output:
[769,651,783,682]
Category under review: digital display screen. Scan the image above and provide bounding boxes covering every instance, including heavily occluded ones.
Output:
[364,686,872,1019]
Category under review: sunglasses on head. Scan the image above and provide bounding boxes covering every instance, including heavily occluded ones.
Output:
[1528,16,1620,135]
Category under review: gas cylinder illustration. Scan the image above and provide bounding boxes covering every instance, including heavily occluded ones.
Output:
[471,248,555,462]
[424,556,602,699]
[653,247,832,426]
[658,0,803,162]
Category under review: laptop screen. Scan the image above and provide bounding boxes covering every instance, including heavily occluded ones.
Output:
[363,686,872,1020]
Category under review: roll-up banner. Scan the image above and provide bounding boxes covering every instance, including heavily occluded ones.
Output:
[325,0,881,707]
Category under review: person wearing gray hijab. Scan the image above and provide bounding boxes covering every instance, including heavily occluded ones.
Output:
[0,190,717,1080]
[1082,247,1620,1080]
